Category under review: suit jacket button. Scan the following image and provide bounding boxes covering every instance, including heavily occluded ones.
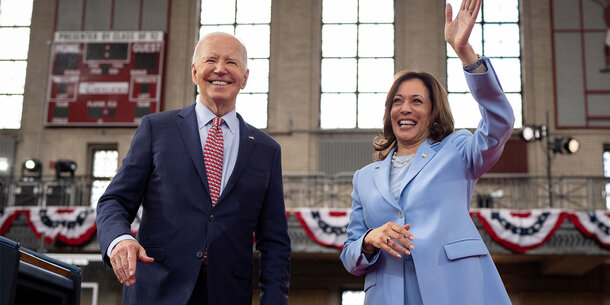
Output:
[196,251,204,258]
[208,214,215,222]
[397,211,404,218]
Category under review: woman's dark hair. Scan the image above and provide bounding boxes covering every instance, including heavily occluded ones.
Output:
[373,70,454,161]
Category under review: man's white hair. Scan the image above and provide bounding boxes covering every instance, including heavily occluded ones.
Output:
[191,32,248,68]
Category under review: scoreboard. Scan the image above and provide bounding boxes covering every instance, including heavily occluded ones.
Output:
[45,31,165,126]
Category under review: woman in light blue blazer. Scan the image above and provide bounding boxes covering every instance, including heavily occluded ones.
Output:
[340,0,513,304]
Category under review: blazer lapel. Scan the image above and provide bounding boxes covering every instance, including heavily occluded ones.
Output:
[397,139,438,193]
[176,104,210,194]
[217,113,255,202]
[373,148,401,210]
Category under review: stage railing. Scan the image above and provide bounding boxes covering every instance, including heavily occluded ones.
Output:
[281,174,610,210]
[0,174,608,211]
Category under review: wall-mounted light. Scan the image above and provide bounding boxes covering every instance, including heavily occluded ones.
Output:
[552,137,580,154]
[519,124,547,142]
[0,157,9,174]
[21,158,42,181]
[519,125,579,154]
[519,115,580,207]
[55,159,77,180]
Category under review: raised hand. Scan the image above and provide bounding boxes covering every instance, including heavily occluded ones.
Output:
[445,0,481,62]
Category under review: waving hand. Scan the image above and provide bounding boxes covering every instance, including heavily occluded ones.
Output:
[445,0,481,66]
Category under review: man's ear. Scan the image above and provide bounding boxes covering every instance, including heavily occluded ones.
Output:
[191,64,198,84]
[241,69,249,89]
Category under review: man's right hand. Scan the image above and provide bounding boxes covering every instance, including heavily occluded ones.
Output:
[109,239,154,286]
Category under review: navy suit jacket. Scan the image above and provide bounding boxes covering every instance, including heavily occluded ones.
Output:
[96,104,291,305]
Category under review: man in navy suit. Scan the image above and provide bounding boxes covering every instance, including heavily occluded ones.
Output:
[96,32,291,305]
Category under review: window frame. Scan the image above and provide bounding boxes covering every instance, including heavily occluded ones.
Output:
[88,144,118,207]
[319,0,395,130]
[445,0,523,129]
[198,0,272,129]
[0,0,34,129]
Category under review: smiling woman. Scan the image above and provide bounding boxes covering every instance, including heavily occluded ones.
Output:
[373,71,454,161]
[389,79,433,157]
[0,0,33,129]
[340,1,514,304]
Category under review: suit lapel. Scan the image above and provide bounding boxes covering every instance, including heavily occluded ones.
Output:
[373,148,401,210]
[397,139,438,193]
[176,104,210,195]
[217,113,255,202]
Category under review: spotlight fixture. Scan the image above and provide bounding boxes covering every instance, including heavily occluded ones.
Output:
[552,137,580,154]
[55,159,77,180]
[520,113,581,208]
[0,157,9,173]
[21,158,42,181]
[519,125,547,142]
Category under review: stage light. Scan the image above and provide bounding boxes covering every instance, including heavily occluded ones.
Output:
[552,137,580,154]
[21,158,42,181]
[55,159,77,180]
[519,125,547,142]
[520,125,579,154]
[520,113,580,208]
[0,157,9,173]
[566,138,580,153]
[520,126,535,141]
[24,160,38,170]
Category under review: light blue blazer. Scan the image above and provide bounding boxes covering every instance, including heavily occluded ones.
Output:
[341,58,513,305]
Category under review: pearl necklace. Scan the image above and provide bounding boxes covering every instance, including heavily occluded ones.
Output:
[391,152,415,168]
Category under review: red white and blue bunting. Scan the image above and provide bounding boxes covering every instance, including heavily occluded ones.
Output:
[24,207,97,245]
[291,208,350,250]
[568,211,610,248]
[472,209,568,253]
[3,207,610,253]
[0,207,21,235]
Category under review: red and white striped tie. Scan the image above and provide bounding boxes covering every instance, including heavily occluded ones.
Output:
[204,117,224,206]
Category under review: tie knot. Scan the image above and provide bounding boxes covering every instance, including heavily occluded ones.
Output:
[212,117,224,127]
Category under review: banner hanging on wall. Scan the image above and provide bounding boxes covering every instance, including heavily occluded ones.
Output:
[292,208,350,250]
[473,209,567,253]
[3,207,610,253]
[568,211,610,248]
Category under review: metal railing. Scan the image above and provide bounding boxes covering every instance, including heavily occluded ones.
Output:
[473,174,610,210]
[284,174,610,210]
[1,174,608,211]
[283,172,354,209]
[0,176,91,207]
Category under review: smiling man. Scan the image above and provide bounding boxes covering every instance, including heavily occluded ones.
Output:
[96,32,291,305]
[192,32,249,115]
